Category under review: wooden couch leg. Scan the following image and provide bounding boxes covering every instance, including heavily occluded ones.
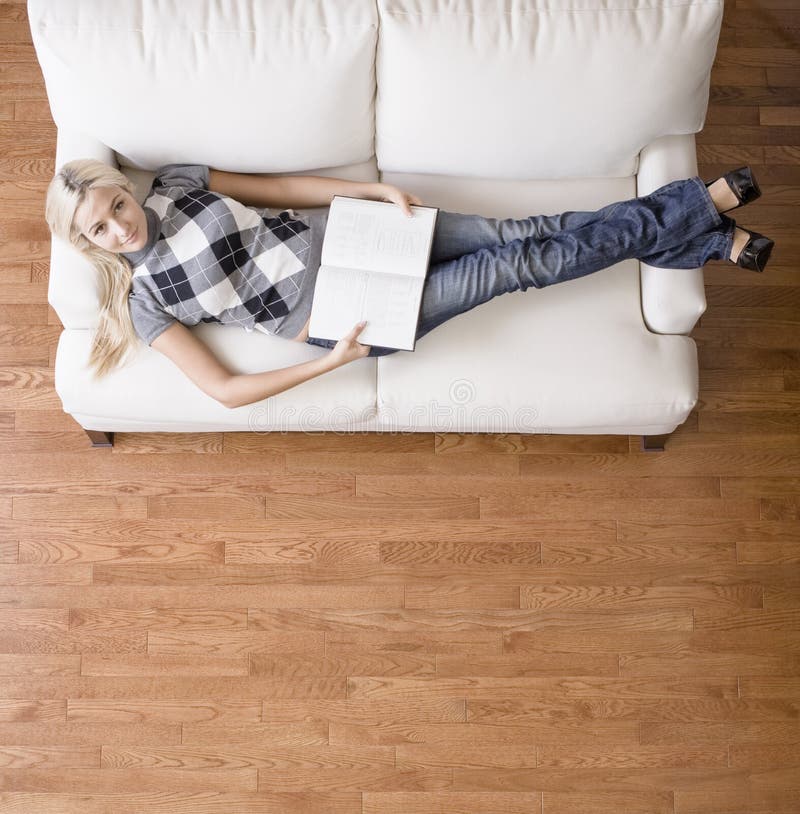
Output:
[85,430,114,448]
[641,433,670,452]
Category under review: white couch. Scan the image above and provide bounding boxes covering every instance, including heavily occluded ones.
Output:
[29,0,724,448]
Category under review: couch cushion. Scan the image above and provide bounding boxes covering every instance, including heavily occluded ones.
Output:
[376,262,698,434]
[376,0,723,178]
[375,172,698,433]
[55,323,379,432]
[29,0,378,172]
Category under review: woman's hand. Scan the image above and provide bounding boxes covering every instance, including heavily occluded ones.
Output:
[374,183,423,217]
[328,321,372,367]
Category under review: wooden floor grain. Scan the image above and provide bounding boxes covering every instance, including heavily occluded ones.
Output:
[1,0,799,812]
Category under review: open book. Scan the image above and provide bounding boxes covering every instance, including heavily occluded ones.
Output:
[308,195,439,351]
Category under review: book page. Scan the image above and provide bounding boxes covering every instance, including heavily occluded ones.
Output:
[321,196,438,279]
[308,266,368,339]
[308,265,424,351]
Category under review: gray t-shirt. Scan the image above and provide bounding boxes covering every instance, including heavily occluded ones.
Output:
[123,164,326,345]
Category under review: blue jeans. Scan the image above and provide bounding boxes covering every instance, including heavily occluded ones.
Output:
[305,176,734,357]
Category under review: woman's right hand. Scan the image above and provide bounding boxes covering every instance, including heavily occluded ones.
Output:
[328,321,371,367]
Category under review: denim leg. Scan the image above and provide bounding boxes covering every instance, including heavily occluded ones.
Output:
[639,213,735,268]
[429,176,724,265]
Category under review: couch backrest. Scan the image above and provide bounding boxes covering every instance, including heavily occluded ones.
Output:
[376,0,723,178]
[28,0,378,172]
[31,0,722,177]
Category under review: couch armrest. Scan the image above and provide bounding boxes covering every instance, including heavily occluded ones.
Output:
[48,131,117,330]
[637,134,707,335]
[54,129,117,171]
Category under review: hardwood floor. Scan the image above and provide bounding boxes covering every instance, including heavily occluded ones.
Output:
[1,1,799,812]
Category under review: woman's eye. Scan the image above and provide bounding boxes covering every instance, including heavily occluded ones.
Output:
[115,200,124,211]
[95,225,104,236]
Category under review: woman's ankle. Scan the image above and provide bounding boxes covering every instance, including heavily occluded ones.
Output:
[730,227,750,262]
[708,177,740,214]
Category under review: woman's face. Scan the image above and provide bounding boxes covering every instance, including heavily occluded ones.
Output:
[74,185,148,254]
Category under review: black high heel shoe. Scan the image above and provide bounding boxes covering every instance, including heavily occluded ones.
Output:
[735,227,774,273]
[706,166,762,213]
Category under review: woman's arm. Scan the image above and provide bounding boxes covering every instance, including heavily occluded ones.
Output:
[208,170,421,216]
[151,320,371,409]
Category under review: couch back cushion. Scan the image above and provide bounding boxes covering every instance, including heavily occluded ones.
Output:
[29,0,378,172]
[376,0,723,178]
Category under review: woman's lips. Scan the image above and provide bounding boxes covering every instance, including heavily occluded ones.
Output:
[122,228,138,247]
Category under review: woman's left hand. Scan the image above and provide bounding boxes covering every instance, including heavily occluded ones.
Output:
[375,183,423,217]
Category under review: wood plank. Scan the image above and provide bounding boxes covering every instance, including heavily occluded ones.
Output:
[357,474,721,499]
[619,647,800,678]
[451,766,800,794]
[0,767,258,792]
[77,604,257,635]
[147,494,265,520]
[699,369,785,391]
[537,744,727,769]
[80,655,250,677]
[516,451,800,477]
[675,783,800,814]
[434,433,631,454]
[641,721,800,746]
[264,494,480,521]
[13,100,52,121]
[435,652,619,677]
[147,630,326,658]
[0,675,346,701]
[0,654,79,676]
[543,791,673,814]
[0,700,65,722]
[72,698,256,728]
[330,720,638,747]
[760,496,800,520]
[0,721,181,747]
[101,743,396,770]
[182,720,328,747]
[12,525,226,564]
[326,633,502,657]
[248,608,695,637]
[260,699,467,725]
[347,675,737,702]
[255,766,453,793]
[405,584,521,610]
[363,792,542,814]
[0,473,355,498]
[520,584,763,611]
[0,792,363,814]
[12,495,148,520]
[481,497,758,522]
[0,628,147,656]
[225,431,433,454]
[0,746,101,769]
[395,742,539,769]
[736,540,800,565]
[694,608,800,634]
[250,653,436,679]
[505,627,800,658]
[285,451,520,476]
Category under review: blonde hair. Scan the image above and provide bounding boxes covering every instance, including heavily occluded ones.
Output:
[45,159,141,379]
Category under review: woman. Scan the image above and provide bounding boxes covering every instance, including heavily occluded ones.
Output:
[45,160,773,409]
